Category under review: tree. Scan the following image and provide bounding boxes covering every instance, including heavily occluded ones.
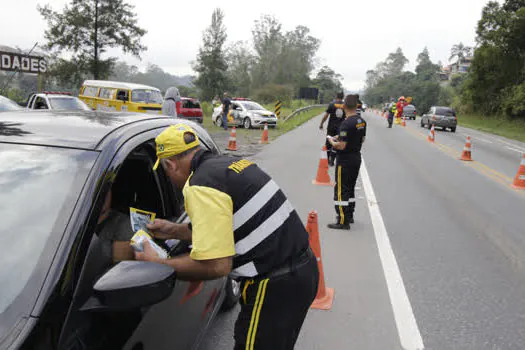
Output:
[38,0,146,80]
[449,42,472,63]
[192,8,229,101]
[385,48,409,75]
[226,41,254,97]
[313,66,343,100]
[251,15,284,88]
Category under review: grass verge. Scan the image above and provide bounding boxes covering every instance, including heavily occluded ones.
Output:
[271,107,324,139]
[459,114,525,143]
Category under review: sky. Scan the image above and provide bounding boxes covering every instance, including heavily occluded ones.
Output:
[1,0,495,91]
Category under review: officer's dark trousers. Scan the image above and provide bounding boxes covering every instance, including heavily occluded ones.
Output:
[334,154,362,225]
[388,112,394,128]
[234,255,318,350]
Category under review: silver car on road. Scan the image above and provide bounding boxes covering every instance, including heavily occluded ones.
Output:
[421,106,458,132]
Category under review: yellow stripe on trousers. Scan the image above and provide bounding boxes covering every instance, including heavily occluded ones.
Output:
[246,278,269,350]
[338,166,344,224]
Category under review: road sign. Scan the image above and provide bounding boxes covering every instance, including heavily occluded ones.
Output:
[275,100,282,118]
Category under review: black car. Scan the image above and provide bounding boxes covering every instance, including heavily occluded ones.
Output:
[0,111,240,350]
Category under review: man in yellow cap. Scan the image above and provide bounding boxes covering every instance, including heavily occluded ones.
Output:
[137,123,319,349]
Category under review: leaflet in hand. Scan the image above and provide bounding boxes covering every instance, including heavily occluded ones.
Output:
[129,207,156,233]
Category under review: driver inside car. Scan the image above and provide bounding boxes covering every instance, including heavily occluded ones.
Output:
[96,189,135,262]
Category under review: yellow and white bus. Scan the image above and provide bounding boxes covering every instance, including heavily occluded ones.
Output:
[79,80,163,114]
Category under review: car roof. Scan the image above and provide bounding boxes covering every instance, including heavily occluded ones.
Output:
[0,110,211,151]
[82,80,160,92]
[181,97,199,101]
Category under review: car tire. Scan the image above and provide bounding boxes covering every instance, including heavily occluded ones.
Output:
[428,122,432,130]
[451,127,456,133]
[221,277,241,311]
[420,119,425,128]
[243,117,252,129]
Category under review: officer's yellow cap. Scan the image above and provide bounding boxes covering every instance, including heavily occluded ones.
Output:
[153,124,200,170]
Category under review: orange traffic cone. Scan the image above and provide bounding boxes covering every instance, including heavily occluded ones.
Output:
[312,145,335,186]
[306,211,334,310]
[460,136,473,161]
[428,125,435,143]
[402,116,406,127]
[260,123,269,144]
[512,153,525,189]
[226,126,237,151]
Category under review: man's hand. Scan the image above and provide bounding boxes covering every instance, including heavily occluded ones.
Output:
[146,219,178,240]
[135,240,162,264]
[319,124,324,130]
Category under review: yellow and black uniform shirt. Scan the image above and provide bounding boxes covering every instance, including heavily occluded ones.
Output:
[337,115,367,161]
[326,101,346,133]
[184,150,310,279]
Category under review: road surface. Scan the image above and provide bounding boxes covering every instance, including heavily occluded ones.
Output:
[199,110,525,350]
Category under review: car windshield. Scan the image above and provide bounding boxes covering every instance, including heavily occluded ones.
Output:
[436,107,455,116]
[241,102,266,111]
[0,96,22,112]
[0,145,97,314]
[184,100,201,109]
[131,89,163,104]
[48,97,91,111]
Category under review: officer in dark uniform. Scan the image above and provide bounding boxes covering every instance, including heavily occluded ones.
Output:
[319,92,345,166]
[327,94,367,230]
[136,124,319,349]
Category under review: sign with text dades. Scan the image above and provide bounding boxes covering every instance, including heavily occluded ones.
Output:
[0,51,47,74]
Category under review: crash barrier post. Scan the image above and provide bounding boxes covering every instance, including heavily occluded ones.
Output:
[460,136,473,161]
[306,211,334,310]
[283,104,328,122]
[512,153,525,189]
[275,100,282,118]
[226,126,237,151]
[313,145,335,186]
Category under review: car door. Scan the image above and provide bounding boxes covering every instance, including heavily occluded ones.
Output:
[58,128,224,350]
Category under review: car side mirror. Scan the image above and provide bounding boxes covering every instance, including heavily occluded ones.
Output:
[80,261,177,312]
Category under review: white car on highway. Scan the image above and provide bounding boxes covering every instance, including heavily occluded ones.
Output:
[212,100,278,129]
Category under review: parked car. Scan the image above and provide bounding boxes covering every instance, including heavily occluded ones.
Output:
[402,104,417,120]
[362,103,368,111]
[212,100,278,129]
[178,97,203,123]
[421,106,457,132]
[0,95,23,112]
[0,110,240,350]
[26,92,92,111]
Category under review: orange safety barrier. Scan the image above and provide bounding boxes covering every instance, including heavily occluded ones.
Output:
[226,126,237,151]
[460,136,473,161]
[260,123,269,144]
[313,145,335,186]
[512,153,525,189]
[428,125,435,143]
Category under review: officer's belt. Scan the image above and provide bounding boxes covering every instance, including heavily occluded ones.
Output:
[258,247,315,280]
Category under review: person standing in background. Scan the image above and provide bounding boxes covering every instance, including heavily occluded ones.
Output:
[221,92,232,130]
[162,87,181,117]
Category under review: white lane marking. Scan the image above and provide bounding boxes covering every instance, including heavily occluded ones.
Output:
[459,132,493,144]
[361,159,425,350]
[505,146,525,154]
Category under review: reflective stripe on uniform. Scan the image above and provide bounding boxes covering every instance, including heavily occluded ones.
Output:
[337,166,344,225]
[235,200,294,255]
[233,180,279,230]
[246,278,269,350]
[232,261,258,278]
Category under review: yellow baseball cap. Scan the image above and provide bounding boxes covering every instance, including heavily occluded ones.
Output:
[153,124,200,170]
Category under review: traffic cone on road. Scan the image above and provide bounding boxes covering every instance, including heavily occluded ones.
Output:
[428,125,435,143]
[460,136,473,161]
[306,211,334,310]
[402,116,406,127]
[313,145,335,186]
[226,126,237,151]
[512,153,525,189]
[260,123,269,144]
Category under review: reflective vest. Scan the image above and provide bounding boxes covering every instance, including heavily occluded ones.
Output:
[391,103,397,113]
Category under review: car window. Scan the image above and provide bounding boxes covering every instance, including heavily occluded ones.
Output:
[131,89,163,104]
[82,86,99,97]
[99,88,116,100]
[436,107,455,116]
[49,97,91,111]
[0,144,97,314]
[0,96,22,111]
[241,102,265,111]
[183,100,201,109]
[34,96,49,109]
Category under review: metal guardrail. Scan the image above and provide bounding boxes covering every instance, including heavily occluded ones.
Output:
[283,104,327,122]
